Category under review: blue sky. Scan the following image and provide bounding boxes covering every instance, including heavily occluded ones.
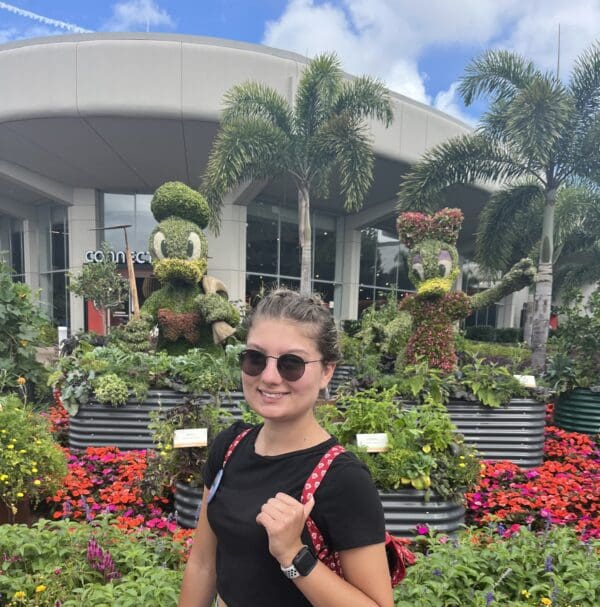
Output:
[1,0,599,124]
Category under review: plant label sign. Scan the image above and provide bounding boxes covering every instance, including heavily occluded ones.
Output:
[514,374,536,388]
[173,428,208,448]
[356,433,388,452]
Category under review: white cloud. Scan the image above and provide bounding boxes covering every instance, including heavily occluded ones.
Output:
[104,0,174,32]
[263,0,599,119]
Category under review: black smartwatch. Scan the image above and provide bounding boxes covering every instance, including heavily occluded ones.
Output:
[280,545,318,579]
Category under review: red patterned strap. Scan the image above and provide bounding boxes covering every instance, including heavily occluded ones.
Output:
[223,428,252,466]
[301,444,346,563]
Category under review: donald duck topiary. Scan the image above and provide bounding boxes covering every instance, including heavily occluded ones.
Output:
[396,208,535,372]
[141,181,240,351]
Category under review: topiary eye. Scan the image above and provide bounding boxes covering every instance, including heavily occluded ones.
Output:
[411,254,424,280]
[187,233,203,260]
[153,232,168,259]
[438,250,452,278]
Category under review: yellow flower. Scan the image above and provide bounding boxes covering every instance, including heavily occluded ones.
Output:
[35,585,46,593]
[458,463,466,467]
[33,479,41,486]
[31,468,38,473]
[7,444,14,449]
[459,455,465,460]
[521,589,531,598]
[16,377,26,385]
[422,445,431,453]
[16,492,24,498]
[540,599,552,606]
[13,591,26,599]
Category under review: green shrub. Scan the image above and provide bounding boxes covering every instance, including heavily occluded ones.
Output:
[0,517,186,606]
[93,373,130,406]
[396,525,600,607]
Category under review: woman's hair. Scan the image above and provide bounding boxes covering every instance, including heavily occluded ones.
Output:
[245,289,341,364]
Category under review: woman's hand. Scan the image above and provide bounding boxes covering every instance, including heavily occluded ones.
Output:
[256,492,315,566]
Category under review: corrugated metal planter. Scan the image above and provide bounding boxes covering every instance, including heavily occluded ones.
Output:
[69,389,186,451]
[379,490,464,537]
[175,481,202,529]
[329,365,356,394]
[554,388,600,435]
[445,399,545,468]
[69,389,248,451]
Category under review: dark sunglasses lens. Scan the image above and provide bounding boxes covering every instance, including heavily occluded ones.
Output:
[277,354,306,382]
[240,350,266,376]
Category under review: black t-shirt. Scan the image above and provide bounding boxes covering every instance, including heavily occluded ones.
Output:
[202,422,386,607]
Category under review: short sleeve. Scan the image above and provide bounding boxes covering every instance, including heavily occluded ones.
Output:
[312,452,386,551]
[202,421,252,488]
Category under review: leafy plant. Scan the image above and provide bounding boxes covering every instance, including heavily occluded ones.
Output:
[543,288,600,394]
[456,356,527,408]
[0,517,187,607]
[147,397,232,491]
[395,525,600,607]
[0,394,67,513]
[68,241,128,335]
[0,260,49,399]
[93,373,129,406]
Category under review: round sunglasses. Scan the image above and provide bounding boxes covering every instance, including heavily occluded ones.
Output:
[239,349,323,382]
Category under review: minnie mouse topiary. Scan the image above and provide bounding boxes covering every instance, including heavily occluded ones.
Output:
[396,208,535,372]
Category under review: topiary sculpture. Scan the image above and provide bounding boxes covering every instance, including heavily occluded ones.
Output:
[396,208,535,372]
[141,182,240,350]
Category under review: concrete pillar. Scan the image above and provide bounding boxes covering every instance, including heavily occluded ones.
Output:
[68,189,97,332]
[338,220,362,321]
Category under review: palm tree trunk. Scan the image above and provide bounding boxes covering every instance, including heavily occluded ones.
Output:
[298,184,312,295]
[530,188,557,371]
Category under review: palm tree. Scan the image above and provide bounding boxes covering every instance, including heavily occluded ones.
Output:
[476,184,600,303]
[397,43,600,370]
[202,53,393,295]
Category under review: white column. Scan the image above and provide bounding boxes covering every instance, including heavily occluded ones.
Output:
[68,189,97,332]
[338,221,362,320]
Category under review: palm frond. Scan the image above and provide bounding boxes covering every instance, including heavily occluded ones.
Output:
[504,76,573,167]
[459,50,541,106]
[554,185,600,249]
[294,53,343,138]
[201,118,292,232]
[314,114,374,212]
[564,113,600,182]
[397,133,531,211]
[554,250,600,295]
[335,76,394,127]
[475,183,544,272]
[221,82,293,135]
[569,41,600,116]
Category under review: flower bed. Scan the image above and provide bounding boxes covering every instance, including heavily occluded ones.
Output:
[466,426,600,540]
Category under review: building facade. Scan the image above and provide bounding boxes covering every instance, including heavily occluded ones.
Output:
[0,33,527,333]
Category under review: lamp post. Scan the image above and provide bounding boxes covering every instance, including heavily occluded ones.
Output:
[91,225,140,321]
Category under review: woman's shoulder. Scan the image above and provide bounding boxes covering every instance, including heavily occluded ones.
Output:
[212,420,257,452]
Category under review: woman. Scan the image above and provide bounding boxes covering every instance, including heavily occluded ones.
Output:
[179,289,393,607]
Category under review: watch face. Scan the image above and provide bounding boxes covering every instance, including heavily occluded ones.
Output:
[293,546,317,576]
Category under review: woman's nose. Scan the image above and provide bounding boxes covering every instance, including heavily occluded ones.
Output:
[260,356,282,383]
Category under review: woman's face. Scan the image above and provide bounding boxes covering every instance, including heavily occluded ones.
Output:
[242,318,335,423]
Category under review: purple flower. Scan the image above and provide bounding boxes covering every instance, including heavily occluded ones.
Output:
[416,524,429,535]
[545,555,553,572]
[485,591,494,605]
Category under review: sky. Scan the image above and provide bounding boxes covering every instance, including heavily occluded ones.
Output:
[0,0,599,124]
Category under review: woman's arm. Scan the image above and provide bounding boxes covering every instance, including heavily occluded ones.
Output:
[178,486,219,607]
[257,493,393,607]
[293,543,394,607]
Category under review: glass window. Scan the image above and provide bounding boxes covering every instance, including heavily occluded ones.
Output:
[247,202,278,275]
[104,194,134,250]
[245,274,278,307]
[246,201,337,299]
[134,194,155,252]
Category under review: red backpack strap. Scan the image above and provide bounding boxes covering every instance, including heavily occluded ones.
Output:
[301,444,345,562]
[223,427,253,467]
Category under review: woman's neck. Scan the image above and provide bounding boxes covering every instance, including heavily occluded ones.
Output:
[255,415,330,456]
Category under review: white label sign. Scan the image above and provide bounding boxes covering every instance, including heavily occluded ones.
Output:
[514,375,537,388]
[173,428,208,448]
[356,433,389,452]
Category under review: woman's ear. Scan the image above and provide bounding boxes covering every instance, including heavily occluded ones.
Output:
[320,362,336,390]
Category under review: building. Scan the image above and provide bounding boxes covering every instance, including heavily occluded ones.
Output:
[0,33,526,333]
